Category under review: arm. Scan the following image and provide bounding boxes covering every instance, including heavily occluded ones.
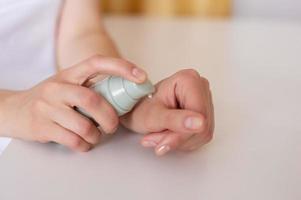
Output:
[0,90,14,98]
[57,0,214,155]
[57,0,121,69]
[0,1,147,151]
[0,56,145,151]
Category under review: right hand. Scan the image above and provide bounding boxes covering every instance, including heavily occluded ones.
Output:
[0,55,147,152]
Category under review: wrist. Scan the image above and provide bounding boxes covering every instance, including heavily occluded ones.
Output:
[0,90,23,137]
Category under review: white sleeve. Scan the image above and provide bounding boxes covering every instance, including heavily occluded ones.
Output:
[0,0,63,154]
[0,138,11,155]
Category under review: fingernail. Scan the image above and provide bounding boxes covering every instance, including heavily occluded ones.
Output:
[142,140,157,147]
[132,68,146,81]
[155,145,171,156]
[185,117,203,130]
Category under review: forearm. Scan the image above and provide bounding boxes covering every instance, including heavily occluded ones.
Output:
[0,90,15,98]
[57,0,121,69]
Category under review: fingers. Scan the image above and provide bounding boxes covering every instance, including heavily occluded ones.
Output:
[141,132,166,148]
[135,69,214,156]
[141,131,199,156]
[141,105,213,155]
[56,83,119,134]
[151,69,213,155]
[141,131,181,156]
[139,91,209,156]
[58,55,147,85]
[179,91,214,151]
[178,89,215,151]
[47,123,92,152]
[47,106,101,145]
[173,69,211,115]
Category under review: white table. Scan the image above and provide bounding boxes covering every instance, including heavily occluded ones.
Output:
[0,17,301,200]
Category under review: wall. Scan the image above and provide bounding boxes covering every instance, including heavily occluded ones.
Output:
[234,0,301,21]
[102,0,231,17]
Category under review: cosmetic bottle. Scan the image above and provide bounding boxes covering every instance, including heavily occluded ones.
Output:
[77,76,155,119]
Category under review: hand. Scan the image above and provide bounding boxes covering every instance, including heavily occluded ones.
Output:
[0,55,147,152]
[121,69,214,156]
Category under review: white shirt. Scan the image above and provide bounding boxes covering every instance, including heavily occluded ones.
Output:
[0,0,62,154]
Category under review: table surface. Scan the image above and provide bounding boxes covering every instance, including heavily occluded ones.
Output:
[0,17,301,200]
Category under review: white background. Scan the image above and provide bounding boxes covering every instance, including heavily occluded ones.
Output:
[1,17,301,200]
[234,0,301,21]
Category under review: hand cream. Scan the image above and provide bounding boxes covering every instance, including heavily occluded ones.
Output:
[77,76,155,119]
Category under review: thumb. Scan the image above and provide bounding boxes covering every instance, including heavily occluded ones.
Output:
[148,105,206,134]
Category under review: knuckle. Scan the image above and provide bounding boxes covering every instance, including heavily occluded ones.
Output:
[104,116,119,133]
[177,69,200,80]
[80,91,99,108]
[88,54,104,67]
[118,58,135,68]
[69,136,82,149]
[175,69,211,88]
[200,76,210,88]
[78,120,94,137]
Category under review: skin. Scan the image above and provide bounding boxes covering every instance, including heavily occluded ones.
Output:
[0,0,214,155]
[0,56,147,152]
[121,69,214,155]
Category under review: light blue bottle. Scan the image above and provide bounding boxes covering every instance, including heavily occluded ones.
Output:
[77,76,155,119]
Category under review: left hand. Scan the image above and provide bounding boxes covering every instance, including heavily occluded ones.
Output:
[121,69,214,156]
